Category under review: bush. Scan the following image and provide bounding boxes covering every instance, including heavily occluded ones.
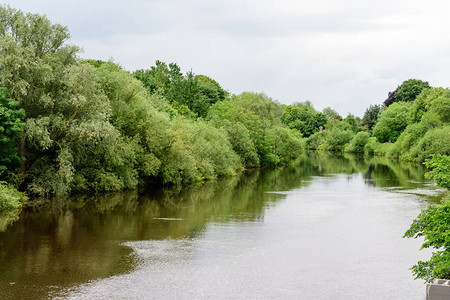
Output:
[0,182,26,210]
[389,123,427,158]
[324,128,354,152]
[306,131,326,150]
[425,155,450,190]
[409,126,450,163]
[409,87,446,123]
[345,132,370,153]
[373,142,395,156]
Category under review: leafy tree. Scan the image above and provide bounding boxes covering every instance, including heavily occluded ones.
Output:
[344,114,359,133]
[408,126,450,163]
[133,60,182,94]
[395,79,430,103]
[361,104,381,131]
[384,79,430,108]
[322,107,342,121]
[283,102,327,137]
[373,102,412,143]
[409,88,446,124]
[0,88,25,179]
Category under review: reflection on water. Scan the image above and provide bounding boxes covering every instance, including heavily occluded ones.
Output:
[0,151,445,299]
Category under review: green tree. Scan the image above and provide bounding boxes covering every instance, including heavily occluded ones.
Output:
[283,102,326,137]
[394,79,430,104]
[344,114,359,133]
[373,102,412,143]
[322,107,342,121]
[361,104,381,131]
[0,88,25,179]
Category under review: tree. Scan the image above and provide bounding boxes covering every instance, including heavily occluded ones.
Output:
[373,102,412,143]
[361,104,381,131]
[322,107,342,121]
[0,87,25,179]
[344,114,359,133]
[282,102,327,137]
[384,79,430,107]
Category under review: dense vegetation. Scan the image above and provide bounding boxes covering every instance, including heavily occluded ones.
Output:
[0,5,449,282]
[0,5,305,208]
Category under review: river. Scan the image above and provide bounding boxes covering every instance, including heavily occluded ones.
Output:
[0,152,446,299]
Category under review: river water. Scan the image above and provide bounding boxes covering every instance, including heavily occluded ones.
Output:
[0,152,446,299]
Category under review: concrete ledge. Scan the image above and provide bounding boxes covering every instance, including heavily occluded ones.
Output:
[426,279,450,300]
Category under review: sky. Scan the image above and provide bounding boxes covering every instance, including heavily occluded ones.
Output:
[8,0,450,116]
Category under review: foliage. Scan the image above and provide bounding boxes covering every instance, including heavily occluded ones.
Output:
[306,127,354,152]
[282,102,327,137]
[373,102,412,143]
[0,88,25,179]
[208,92,299,167]
[345,132,370,153]
[408,126,450,163]
[409,88,446,124]
[424,155,450,190]
[211,120,259,168]
[388,123,427,158]
[323,128,354,152]
[264,126,304,166]
[344,114,360,133]
[322,107,342,121]
[404,201,450,282]
[0,181,26,210]
[394,79,430,104]
[361,104,381,131]
[134,61,227,118]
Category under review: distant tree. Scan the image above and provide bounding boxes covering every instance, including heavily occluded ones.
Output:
[361,104,381,131]
[383,90,397,107]
[322,107,342,121]
[134,63,227,118]
[384,79,430,107]
[395,79,430,103]
[344,114,359,133]
[282,102,327,137]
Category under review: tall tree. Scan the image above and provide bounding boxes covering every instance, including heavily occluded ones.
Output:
[361,104,381,131]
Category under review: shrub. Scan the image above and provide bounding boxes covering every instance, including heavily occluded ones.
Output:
[345,132,370,153]
[425,155,450,190]
[0,182,26,210]
[324,128,354,152]
[409,126,450,163]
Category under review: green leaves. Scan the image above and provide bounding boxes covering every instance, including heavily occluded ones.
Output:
[373,102,412,143]
[404,201,450,282]
[0,87,24,179]
[425,155,450,190]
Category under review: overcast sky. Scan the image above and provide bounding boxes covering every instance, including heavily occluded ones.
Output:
[9,0,450,116]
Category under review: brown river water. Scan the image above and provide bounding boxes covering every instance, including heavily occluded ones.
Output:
[0,152,446,299]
